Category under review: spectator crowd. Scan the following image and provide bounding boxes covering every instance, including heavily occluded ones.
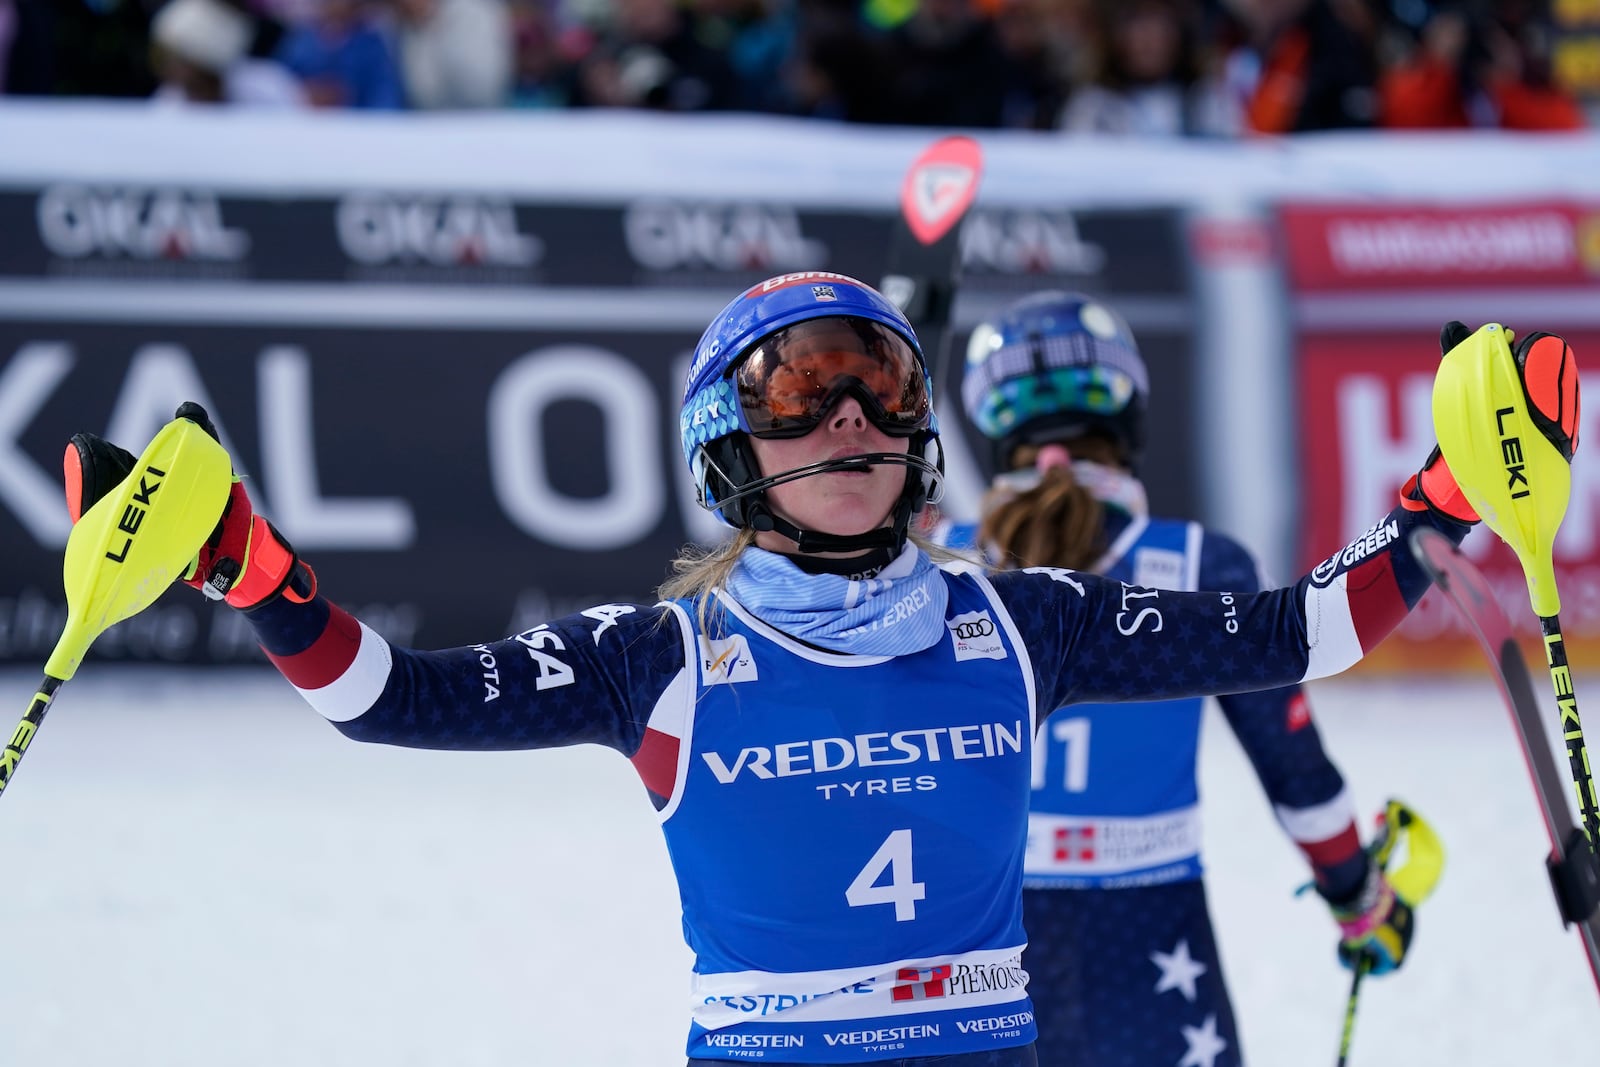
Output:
[0,0,1589,132]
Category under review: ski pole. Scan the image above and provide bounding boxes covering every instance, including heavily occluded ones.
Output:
[1334,958,1371,1067]
[1331,800,1443,1067]
[1431,323,1596,852]
[1333,814,1397,1067]
[1412,525,1600,990]
[0,414,231,799]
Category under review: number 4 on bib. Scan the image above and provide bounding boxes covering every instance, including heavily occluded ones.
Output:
[847,829,926,921]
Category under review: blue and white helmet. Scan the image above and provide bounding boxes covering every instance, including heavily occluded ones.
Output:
[680,271,944,536]
[961,290,1149,472]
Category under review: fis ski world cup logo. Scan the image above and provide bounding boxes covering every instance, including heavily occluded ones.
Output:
[700,634,758,685]
[948,610,1005,661]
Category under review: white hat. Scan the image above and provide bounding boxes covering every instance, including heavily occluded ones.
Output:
[152,0,254,72]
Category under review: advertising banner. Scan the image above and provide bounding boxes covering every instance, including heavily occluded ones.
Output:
[0,320,717,666]
[0,188,1198,665]
[1281,201,1600,292]
[1286,201,1600,671]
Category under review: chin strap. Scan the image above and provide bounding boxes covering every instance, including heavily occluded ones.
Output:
[700,441,940,555]
[782,542,902,578]
[747,498,906,554]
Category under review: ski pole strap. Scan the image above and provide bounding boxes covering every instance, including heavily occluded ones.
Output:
[1375,799,1446,906]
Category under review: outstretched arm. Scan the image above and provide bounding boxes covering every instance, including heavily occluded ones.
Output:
[62,404,688,765]
[999,318,1569,711]
[1199,530,1365,898]
[244,591,684,758]
[994,498,1473,712]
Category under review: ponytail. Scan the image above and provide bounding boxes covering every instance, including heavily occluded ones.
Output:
[979,436,1123,572]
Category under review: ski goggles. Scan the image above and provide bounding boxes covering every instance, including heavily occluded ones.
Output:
[733,317,931,438]
[966,365,1137,442]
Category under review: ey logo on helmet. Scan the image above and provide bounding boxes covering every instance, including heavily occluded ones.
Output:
[948,611,1005,661]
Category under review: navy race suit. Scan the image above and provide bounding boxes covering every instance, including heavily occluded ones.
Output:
[241,504,1458,1065]
[939,512,1365,1067]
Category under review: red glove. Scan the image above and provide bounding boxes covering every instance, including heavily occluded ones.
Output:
[1402,321,1581,523]
[1401,444,1478,524]
[64,402,315,610]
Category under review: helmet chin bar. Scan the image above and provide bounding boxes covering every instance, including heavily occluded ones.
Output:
[750,506,903,555]
[698,445,945,555]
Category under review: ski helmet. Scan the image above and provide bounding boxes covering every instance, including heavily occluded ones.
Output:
[680,272,945,550]
[961,290,1148,472]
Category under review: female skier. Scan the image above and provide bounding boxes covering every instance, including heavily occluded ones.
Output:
[65,272,1570,1067]
[944,290,1394,1066]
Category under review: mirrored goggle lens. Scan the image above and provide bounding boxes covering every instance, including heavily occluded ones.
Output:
[971,366,1135,440]
[735,319,930,438]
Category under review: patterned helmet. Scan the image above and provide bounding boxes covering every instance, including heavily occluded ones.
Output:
[961,290,1148,471]
[681,272,944,530]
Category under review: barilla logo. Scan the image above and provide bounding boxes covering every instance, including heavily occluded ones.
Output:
[746,271,867,297]
[105,465,164,564]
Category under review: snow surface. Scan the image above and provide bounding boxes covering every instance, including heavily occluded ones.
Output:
[1,666,1595,1066]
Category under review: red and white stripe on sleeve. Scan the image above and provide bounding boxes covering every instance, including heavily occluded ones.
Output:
[1275,786,1361,868]
[1301,539,1407,681]
[264,603,392,723]
[630,602,699,812]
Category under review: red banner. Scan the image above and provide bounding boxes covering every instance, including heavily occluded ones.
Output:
[1282,202,1600,292]
[1298,333,1600,671]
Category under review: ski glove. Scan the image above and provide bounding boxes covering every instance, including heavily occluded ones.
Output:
[1323,861,1414,976]
[1316,799,1444,977]
[63,402,314,610]
[1403,321,1582,524]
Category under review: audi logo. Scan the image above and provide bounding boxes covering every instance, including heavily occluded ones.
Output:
[953,619,995,640]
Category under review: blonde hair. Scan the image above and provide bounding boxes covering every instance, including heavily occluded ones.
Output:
[656,528,757,636]
[979,436,1121,572]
